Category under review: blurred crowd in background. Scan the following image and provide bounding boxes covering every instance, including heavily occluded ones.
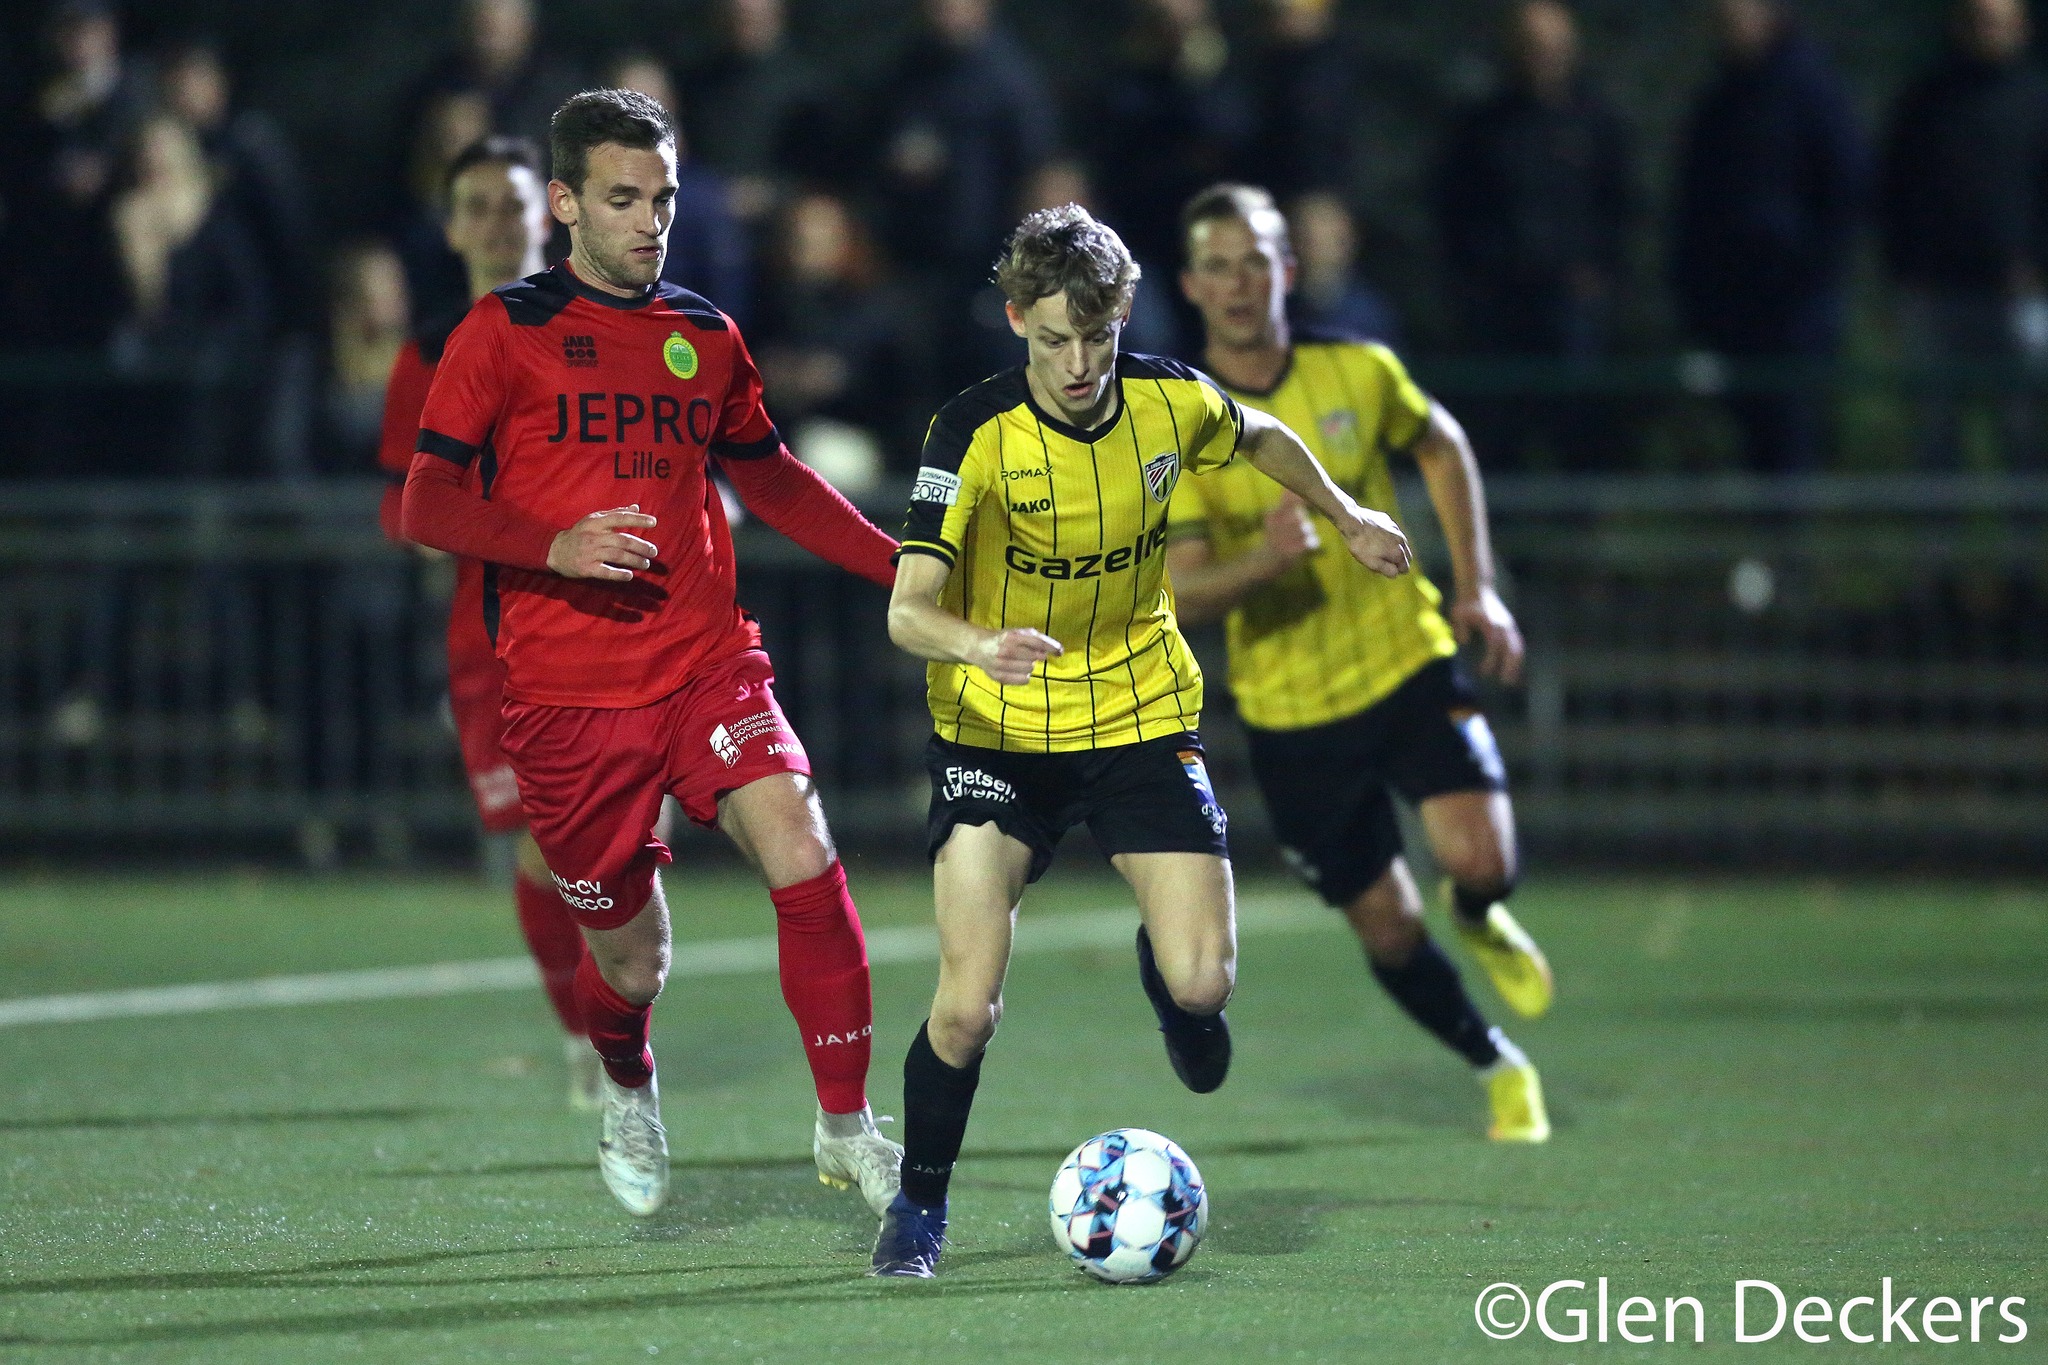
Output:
[4,0,2048,484]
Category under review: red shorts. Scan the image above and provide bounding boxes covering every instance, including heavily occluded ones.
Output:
[446,565,524,834]
[448,654,525,835]
[499,648,810,929]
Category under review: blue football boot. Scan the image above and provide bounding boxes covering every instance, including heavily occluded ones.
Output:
[870,1191,947,1278]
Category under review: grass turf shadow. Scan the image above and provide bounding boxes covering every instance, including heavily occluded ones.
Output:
[0,1106,448,1133]
[0,1257,1097,1347]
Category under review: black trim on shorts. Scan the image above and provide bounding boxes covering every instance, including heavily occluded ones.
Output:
[925,731,1230,884]
[1244,658,1507,908]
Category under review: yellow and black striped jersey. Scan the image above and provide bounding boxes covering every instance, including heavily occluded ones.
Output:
[897,353,1243,752]
[1167,337,1457,731]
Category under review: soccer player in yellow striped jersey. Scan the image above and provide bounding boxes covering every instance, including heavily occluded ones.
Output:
[870,204,1413,1277]
[1170,183,1555,1145]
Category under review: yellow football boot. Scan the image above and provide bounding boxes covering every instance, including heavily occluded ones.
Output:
[1448,888,1555,1019]
[1484,1058,1552,1143]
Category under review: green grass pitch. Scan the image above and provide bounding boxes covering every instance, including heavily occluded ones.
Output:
[0,865,2041,1362]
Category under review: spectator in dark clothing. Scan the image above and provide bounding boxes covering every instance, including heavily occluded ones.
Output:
[162,39,324,476]
[680,0,838,226]
[754,191,932,485]
[1672,0,1867,473]
[1434,0,1634,468]
[1880,0,2048,469]
[606,52,754,326]
[109,112,271,471]
[1245,0,1354,202]
[391,88,491,328]
[1092,0,1255,355]
[161,41,318,333]
[398,0,581,160]
[11,0,151,350]
[872,0,1057,392]
[1287,191,1401,344]
[1437,0,1633,358]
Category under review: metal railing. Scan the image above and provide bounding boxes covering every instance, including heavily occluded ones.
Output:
[0,475,2042,868]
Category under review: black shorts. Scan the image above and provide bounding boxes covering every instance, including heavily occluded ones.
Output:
[1244,659,1507,908]
[925,732,1231,884]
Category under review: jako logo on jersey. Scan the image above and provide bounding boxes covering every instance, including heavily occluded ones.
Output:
[1143,450,1181,502]
[912,466,961,505]
[663,331,699,379]
[1004,524,1167,580]
[810,1023,873,1047]
[562,334,598,367]
[549,871,616,914]
[1010,497,1051,514]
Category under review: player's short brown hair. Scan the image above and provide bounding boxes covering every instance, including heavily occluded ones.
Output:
[993,204,1141,329]
[1180,183,1292,262]
[549,88,674,195]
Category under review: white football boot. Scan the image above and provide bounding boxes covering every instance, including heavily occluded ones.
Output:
[565,1037,604,1113]
[812,1104,903,1215]
[597,1066,670,1216]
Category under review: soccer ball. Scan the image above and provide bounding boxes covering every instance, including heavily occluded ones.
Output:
[1048,1128,1208,1283]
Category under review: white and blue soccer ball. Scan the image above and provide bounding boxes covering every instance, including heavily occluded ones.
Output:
[1048,1128,1208,1283]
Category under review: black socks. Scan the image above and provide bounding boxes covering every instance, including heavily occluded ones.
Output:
[900,1020,982,1208]
[1452,882,1509,927]
[1369,935,1501,1068]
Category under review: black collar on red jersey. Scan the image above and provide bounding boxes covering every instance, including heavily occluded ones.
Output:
[555,260,661,311]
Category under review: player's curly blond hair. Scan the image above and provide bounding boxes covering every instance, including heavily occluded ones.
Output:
[993,204,1141,329]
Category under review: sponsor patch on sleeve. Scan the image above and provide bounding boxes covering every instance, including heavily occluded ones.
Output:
[911,466,962,505]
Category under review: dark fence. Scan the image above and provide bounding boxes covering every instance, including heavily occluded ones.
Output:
[1,472,2042,870]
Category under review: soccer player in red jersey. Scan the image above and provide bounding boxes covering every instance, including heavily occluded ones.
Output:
[376,135,605,1113]
[402,89,903,1219]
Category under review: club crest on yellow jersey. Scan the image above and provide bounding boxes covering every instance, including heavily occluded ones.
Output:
[1143,450,1180,502]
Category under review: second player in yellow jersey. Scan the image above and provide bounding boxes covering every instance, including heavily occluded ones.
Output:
[1171,183,1555,1145]
[1166,331,1458,730]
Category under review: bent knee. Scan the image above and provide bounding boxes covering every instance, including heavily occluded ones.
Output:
[604,962,666,1008]
[930,996,1002,1056]
[1165,957,1235,1017]
[1441,851,1513,900]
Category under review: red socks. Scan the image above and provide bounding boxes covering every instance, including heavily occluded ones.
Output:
[514,873,586,1035]
[573,953,653,1088]
[770,861,873,1114]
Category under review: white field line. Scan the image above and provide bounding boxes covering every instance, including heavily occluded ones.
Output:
[0,895,1331,1030]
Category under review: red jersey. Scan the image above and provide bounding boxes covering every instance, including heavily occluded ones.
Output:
[403,263,896,709]
[375,317,499,681]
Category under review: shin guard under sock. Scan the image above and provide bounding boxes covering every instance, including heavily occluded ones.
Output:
[572,954,653,1088]
[900,1021,982,1207]
[514,872,586,1035]
[770,861,873,1115]
[1369,936,1501,1067]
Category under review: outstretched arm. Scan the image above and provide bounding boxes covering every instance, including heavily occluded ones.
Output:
[1410,402,1523,684]
[717,443,897,587]
[1236,407,1412,578]
[887,552,1062,686]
